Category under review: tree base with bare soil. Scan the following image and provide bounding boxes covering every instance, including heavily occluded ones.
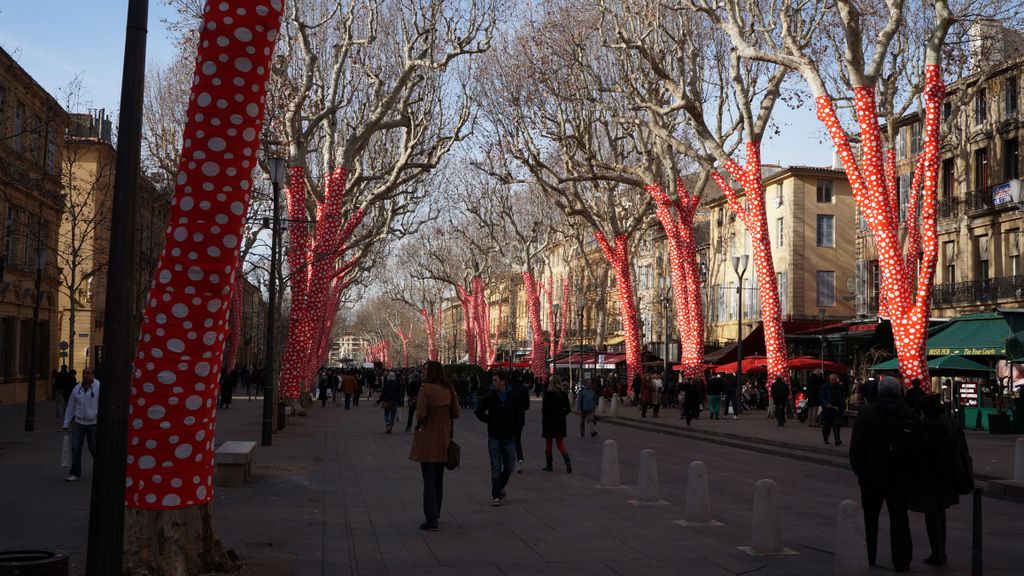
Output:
[124,505,240,576]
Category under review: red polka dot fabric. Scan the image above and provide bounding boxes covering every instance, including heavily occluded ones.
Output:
[421,308,440,361]
[710,143,790,387]
[522,271,548,380]
[126,0,283,510]
[593,231,642,394]
[224,259,243,371]
[648,179,704,381]
[456,284,478,365]
[815,65,945,382]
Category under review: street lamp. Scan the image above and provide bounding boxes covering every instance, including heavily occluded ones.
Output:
[577,296,586,394]
[261,156,286,446]
[732,254,749,390]
[24,244,48,432]
[552,303,561,379]
[819,307,826,372]
[660,280,672,391]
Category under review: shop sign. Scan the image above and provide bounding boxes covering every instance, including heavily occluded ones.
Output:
[958,382,979,407]
[991,179,1022,207]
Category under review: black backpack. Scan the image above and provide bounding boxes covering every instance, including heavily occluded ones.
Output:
[885,412,919,477]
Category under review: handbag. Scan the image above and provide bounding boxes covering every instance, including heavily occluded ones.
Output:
[61,432,71,468]
[446,438,460,471]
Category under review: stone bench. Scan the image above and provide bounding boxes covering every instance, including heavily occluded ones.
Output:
[215,441,257,486]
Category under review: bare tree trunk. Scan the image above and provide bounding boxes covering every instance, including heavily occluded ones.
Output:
[68,265,76,370]
[124,505,239,576]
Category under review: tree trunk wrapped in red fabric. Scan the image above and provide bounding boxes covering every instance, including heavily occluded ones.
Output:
[224,268,243,372]
[647,179,704,381]
[710,142,790,386]
[593,231,641,394]
[455,283,477,365]
[522,271,548,381]
[815,66,945,381]
[421,307,440,361]
[125,0,282,511]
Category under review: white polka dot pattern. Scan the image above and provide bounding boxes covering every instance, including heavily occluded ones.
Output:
[522,272,549,380]
[814,66,945,382]
[456,284,478,365]
[648,179,704,381]
[709,143,791,387]
[593,231,642,394]
[420,308,440,361]
[126,0,282,510]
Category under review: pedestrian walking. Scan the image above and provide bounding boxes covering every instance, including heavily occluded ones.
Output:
[541,376,572,473]
[910,394,974,566]
[342,370,358,409]
[650,374,662,417]
[679,378,700,426]
[318,368,331,407]
[905,378,925,413]
[707,373,724,420]
[723,372,738,419]
[404,370,422,432]
[639,374,652,418]
[378,371,402,433]
[820,373,845,445]
[576,379,598,437]
[850,376,919,571]
[807,369,824,427]
[771,377,789,427]
[409,361,460,531]
[54,365,72,417]
[475,370,525,506]
[330,369,340,406]
[62,366,100,482]
[509,372,531,473]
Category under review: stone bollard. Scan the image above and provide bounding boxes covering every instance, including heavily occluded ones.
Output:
[685,461,712,524]
[1015,438,1024,482]
[597,397,607,416]
[750,479,782,554]
[600,439,621,487]
[610,395,619,417]
[833,499,869,576]
[636,449,660,501]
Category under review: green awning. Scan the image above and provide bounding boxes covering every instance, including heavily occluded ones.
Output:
[925,313,1014,357]
[927,355,992,372]
[870,358,900,371]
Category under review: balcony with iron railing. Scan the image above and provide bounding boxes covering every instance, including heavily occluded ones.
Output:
[932,275,1024,307]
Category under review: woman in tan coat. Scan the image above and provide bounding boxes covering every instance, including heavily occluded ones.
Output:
[409,361,460,531]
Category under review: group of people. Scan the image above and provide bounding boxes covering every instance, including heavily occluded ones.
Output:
[850,376,974,570]
[407,365,584,529]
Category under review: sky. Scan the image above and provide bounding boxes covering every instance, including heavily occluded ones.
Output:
[0,1,180,115]
[0,1,834,169]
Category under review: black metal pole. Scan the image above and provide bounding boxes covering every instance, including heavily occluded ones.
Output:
[86,1,147,573]
[736,274,744,394]
[662,300,670,389]
[24,241,42,432]
[261,179,281,446]
[971,486,983,576]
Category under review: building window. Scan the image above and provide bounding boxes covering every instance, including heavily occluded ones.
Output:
[45,129,56,174]
[1007,231,1020,278]
[777,272,788,316]
[898,173,911,220]
[1006,75,1019,117]
[776,217,784,248]
[895,127,906,161]
[911,122,922,156]
[943,241,956,284]
[816,179,833,203]
[775,183,783,206]
[728,282,737,320]
[717,285,727,322]
[943,101,952,121]
[870,261,880,311]
[974,148,990,191]
[941,158,955,199]
[976,235,990,281]
[1006,138,1020,180]
[975,88,988,125]
[12,100,23,151]
[0,86,6,139]
[817,215,835,247]
[4,205,17,270]
[816,271,836,307]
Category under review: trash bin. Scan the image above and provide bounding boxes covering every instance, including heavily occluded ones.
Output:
[0,550,69,576]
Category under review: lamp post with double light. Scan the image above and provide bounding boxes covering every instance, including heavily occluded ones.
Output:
[261,157,285,446]
[732,254,749,390]
[659,280,672,393]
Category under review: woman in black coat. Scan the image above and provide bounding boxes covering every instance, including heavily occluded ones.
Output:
[541,376,572,473]
[910,393,973,566]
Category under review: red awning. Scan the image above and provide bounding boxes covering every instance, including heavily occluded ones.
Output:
[715,355,769,373]
[787,356,850,372]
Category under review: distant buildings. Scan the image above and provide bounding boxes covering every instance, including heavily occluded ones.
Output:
[0,48,64,403]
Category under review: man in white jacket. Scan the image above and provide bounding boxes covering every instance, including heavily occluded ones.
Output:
[62,366,100,481]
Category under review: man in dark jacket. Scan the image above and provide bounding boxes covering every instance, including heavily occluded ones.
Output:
[771,377,789,427]
[850,376,919,571]
[475,371,525,506]
[820,373,845,445]
[508,373,531,472]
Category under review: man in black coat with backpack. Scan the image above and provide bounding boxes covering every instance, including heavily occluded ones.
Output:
[850,376,920,572]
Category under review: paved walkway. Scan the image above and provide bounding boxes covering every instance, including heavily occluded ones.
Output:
[2,396,1023,575]
[601,402,1021,480]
